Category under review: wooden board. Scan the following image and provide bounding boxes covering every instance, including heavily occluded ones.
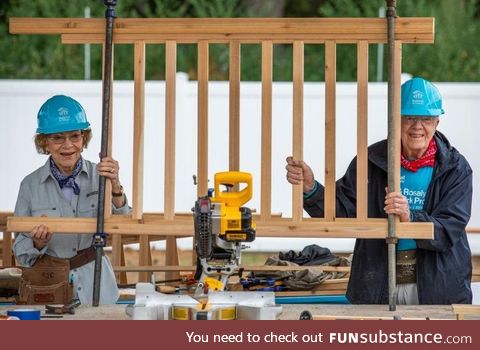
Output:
[7,216,434,238]
[10,18,435,44]
[452,304,480,320]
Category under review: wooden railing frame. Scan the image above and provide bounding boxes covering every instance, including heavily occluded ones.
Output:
[5,17,436,275]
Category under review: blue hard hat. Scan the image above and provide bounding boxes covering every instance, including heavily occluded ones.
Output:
[401,77,444,117]
[36,95,90,134]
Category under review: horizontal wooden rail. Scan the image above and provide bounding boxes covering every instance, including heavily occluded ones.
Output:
[7,215,433,239]
[114,265,196,272]
[0,212,8,226]
[452,304,480,320]
[8,210,475,238]
[9,17,434,44]
[302,314,444,320]
[112,265,351,273]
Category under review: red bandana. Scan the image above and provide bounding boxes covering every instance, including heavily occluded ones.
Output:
[401,138,437,172]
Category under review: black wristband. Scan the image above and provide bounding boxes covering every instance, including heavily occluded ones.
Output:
[112,186,124,197]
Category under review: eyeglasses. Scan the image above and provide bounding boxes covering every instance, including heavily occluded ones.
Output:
[402,116,437,126]
[47,132,83,144]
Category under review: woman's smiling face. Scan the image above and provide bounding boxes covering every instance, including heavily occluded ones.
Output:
[45,130,84,175]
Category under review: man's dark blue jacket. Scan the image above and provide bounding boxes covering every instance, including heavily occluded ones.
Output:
[304,131,473,304]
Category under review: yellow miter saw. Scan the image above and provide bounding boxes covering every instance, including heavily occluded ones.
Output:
[193,171,255,296]
[127,171,282,320]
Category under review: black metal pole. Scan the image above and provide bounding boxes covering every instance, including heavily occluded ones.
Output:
[93,0,117,307]
[386,0,398,312]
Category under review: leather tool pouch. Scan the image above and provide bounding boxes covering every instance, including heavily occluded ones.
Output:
[17,255,73,305]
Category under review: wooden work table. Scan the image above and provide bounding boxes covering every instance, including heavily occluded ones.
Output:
[0,304,475,320]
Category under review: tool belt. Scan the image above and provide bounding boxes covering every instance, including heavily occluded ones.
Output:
[70,246,98,270]
[396,249,417,284]
[17,246,99,305]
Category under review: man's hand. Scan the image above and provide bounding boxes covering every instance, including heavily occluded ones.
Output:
[384,188,411,222]
[285,156,315,193]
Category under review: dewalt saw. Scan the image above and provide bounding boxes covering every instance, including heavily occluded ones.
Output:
[193,171,255,296]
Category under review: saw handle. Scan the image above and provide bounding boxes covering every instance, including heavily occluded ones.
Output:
[212,171,252,207]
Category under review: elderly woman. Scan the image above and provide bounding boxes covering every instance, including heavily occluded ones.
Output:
[13,95,130,304]
[286,77,473,304]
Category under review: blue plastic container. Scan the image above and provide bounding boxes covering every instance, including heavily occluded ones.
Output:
[7,309,41,320]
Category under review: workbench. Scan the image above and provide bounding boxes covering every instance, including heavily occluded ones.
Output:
[0,304,472,320]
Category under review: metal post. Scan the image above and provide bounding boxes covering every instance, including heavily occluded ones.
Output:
[386,0,398,312]
[84,6,91,80]
[92,0,117,307]
[376,6,385,82]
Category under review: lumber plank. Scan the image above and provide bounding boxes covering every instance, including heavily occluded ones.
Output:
[1,231,13,267]
[7,216,433,238]
[356,41,368,220]
[306,314,439,320]
[324,40,336,221]
[111,234,124,282]
[11,17,434,44]
[132,41,145,220]
[0,214,7,265]
[122,41,144,286]
[292,41,304,223]
[165,237,180,282]
[229,40,241,174]
[102,43,114,218]
[393,41,402,193]
[112,265,351,272]
[197,40,209,197]
[138,235,151,282]
[0,212,9,226]
[61,33,435,45]
[165,40,180,283]
[260,41,273,222]
[164,40,177,219]
[452,304,480,320]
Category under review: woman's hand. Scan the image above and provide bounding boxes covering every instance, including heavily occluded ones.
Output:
[285,156,315,193]
[98,156,121,187]
[384,188,411,222]
[30,224,52,250]
[98,156,126,207]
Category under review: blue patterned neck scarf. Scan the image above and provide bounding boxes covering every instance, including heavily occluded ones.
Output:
[49,156,82,195]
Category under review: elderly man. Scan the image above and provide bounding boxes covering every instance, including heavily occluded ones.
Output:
[286,77,473,304]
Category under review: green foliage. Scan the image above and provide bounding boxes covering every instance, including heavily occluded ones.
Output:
[189,0,244,18]
[1,0,480,81]
[318,0,384,17]
[316,0,480,82]
[398,0,480,81]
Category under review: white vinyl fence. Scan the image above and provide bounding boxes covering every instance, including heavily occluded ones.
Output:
[1,76,479,252]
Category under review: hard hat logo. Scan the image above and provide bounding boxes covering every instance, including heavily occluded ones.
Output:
[411,90,424,104]
[58,107,69,117]
[36,95,90,134]
[57,107,71,123]
[401,77,444,117]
